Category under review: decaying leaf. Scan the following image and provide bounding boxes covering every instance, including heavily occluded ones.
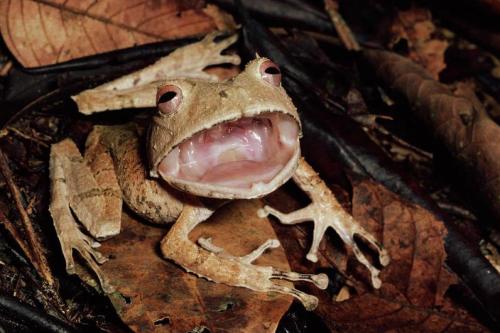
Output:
[268,179,487,332]
[0,0,234,68]
[364,49,500,224]
[385,7,448,79]
[77,200,292,333]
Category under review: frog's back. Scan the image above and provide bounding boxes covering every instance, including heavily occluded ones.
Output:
[87,124,184,224]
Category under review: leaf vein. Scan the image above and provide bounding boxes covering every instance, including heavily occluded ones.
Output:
[32,0,169,39]
[21,0,42,66]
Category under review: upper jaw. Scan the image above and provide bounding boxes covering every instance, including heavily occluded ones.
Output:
[156,110,301,199]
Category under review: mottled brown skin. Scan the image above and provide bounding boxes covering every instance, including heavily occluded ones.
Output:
[50,55,389,311]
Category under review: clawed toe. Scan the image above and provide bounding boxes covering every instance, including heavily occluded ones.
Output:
[61,227,112,293]
[269,285,319,311]
[197,236,281,264]
[259,187,389,289]
[272,269,329,290]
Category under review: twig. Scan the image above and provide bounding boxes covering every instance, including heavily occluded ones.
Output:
[357,117,434,161]
[436,202,478,221]
[0,149,54,286]
[0,61,12,77]
[0,210,35,266]
[324,0,361,51]
[4,127,50,148]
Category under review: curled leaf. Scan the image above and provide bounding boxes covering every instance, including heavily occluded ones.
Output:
[365,49,500,223]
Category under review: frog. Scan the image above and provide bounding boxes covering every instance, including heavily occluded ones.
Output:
[48,38,389,311]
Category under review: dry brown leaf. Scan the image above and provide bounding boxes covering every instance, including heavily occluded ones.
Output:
[386,7,448,79]
[77,200,292,333]
[365,49,500,224]
[0,0,234,68]
[267,179,487,332]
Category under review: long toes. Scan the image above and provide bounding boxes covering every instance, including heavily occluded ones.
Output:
[197,237,224,253]
[213,34,238,52]
[257,207,269,218]
[241,239,281,263]
[63,248,76,274]
[355,230,390,267]
[220,53,241,66]
[306,252,319,263]
[272,269,329,290]
[85,243,108,264]
[269,284,319,311]
[82,234,101,249]
[352,244,382,289]
[78,247,114,293]
[268,239,280,249]
[379,248,390,267]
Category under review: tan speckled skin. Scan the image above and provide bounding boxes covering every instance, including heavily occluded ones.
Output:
[50,41,389,309]
[148,57,302,199]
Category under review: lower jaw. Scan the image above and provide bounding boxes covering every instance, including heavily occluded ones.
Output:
[162,147,301,199]
[200,160,285,188]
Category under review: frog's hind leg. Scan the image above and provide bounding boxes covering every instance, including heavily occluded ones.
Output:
[161,201,328,311]
[258,158,390,289]
[49,134,122,292]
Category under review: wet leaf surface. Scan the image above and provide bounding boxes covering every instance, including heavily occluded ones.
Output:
[0,0,232,67]
[78,200,292,333]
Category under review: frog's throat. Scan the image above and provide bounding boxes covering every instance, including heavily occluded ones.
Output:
[161,148,300,199]
[156,112,301,199]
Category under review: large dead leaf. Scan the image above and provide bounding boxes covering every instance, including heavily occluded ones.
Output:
[266,179,487,332]
[79,200,292,333]
[365,49,500,223]
[0,0,234,68]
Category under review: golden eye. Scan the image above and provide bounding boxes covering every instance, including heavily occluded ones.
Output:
[156,84,182,114]
[259,60,282,86]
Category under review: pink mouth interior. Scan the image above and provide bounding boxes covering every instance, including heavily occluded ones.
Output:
[158,112,299,189]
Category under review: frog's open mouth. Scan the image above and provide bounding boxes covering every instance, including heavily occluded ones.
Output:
[157,112,299,191]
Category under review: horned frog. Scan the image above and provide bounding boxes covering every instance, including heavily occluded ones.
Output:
[49,35,389,311]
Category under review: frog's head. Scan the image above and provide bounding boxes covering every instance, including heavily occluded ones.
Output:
[148,58,301,199]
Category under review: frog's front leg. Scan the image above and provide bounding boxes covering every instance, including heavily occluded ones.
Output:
[259,158,390,288]
[49,134,122,292]
[160,200,328,311]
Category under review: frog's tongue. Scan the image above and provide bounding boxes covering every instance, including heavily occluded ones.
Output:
[158,112,299,189]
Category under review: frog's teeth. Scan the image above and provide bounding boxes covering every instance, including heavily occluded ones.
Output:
[158,112,299,189]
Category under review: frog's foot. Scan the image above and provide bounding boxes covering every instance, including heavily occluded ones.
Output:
[55,210,113,293]
[73,32,241,114]
[258,203,389,288]
[162,204,327,310]
[49,138,122,293]
[198,237,280,263]
[257,159,390,288]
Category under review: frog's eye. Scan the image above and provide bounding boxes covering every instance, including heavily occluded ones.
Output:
[157,84,182,114]
[260,60,281,86]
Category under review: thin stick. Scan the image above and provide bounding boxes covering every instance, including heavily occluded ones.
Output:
[0,210,35,264]
[324,0,361,51]
[0,149,54,286]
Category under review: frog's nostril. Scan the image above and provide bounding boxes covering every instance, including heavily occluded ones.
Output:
[157,84,182,114]
[260,60,281,86]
